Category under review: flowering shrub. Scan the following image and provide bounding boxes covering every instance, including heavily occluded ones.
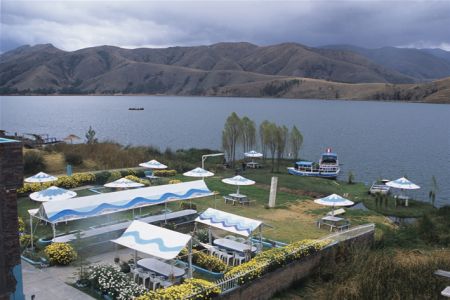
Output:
[18,217,25,233]
[88,264,146,300]
[136,278,220,300]
[108,171,122,182]
[194,251,228,273]
[19,234,33,249]
[124,175,149,186]
[225,239,330,284]
[169,179,182,184]
[44,242,77,265]
[153,170,177,177]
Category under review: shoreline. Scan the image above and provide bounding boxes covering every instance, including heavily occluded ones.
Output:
[1,93,448,105]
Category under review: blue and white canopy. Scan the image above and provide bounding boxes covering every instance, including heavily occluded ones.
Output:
[104,177,145,188]
[386,177,420,190]
[314,194,354,207]
[111,220,191,260]
[29,186,77,202]
[183,167,214,178]
[244,150,263,158]
[139,160,167,169]
[196,208,262,237]
[37,180,213,224]
[25,172,58,183]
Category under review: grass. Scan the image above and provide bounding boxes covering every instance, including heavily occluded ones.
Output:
[18,147,436,248]
[363,195,436,217]
[273,247,450,300]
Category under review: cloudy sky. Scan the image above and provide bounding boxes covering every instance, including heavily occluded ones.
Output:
[1,0,450,53]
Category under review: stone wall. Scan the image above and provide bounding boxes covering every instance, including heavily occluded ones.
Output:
[0,139,24,300]
[217,230,374,300]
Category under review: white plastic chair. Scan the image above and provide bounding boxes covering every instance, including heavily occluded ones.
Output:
[140,271,151,289]
[131,267,143,283]
[233,252,245,265]
[220,251,234,265]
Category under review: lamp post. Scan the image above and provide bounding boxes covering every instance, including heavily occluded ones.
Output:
[201,153,224,169]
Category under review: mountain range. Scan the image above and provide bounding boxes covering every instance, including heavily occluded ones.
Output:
[1,42,449,103]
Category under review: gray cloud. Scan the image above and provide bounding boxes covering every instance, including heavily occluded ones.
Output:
[1,0,450,52]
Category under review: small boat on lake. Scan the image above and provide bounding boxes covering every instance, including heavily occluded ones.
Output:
[128,107,144,110]
[288,148,340,179]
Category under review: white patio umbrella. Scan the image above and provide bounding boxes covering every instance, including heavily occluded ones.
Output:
[314,194,354,215]
[222,175,255,195]
[139,160,168,169]
[386,177,420,190]
[29,186,77,202]
[386,177,420,206]
[183,167,214,178]
[183,167,215,208]
[104,177,145,188]
[25,172,58,183]
[244,150,263,163]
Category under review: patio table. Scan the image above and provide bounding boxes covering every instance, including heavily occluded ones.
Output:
[137,258,185,277]
[318,216,349,232]
[213,238,257,253]
[246,162,261,169]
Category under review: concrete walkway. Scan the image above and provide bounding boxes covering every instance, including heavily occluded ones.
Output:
[21,260,94,300]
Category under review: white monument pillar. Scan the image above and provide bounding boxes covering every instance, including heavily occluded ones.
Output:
[268,176,278,208]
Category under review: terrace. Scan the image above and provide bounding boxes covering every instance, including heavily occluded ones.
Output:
[17,166,403,299]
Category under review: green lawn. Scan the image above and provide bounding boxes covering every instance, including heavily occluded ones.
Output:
[17,164,434,245]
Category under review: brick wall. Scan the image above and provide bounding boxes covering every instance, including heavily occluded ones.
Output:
[0,140,24,299]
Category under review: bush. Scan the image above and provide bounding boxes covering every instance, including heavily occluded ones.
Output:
[44,242,77,265]
[88,264,145,299]
[169,179,182,184]
[136,278,220,300]
[180,201,197,210]
[153,169,177,177]
[18,217,25,233]
[65,152,83,166]
[24,150,45,174]
[124,175,149,186]
[19,234,36,250]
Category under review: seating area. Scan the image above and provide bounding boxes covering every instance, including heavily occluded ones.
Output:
[129,260,185,291]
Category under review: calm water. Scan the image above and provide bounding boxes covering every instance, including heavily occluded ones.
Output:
[1,96,449,207]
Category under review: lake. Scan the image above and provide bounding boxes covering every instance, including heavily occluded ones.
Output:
[1,95,449,207]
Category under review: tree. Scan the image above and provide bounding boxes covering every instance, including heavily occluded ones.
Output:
[289,125,303,160]
[275,125,289,172]
[241,117,256,153]
[264,122,278,172]
[85,126,98,144]
[259,120,270,160]
[348,171,355,184]
[428,175,438,207]
[221,112,242,167]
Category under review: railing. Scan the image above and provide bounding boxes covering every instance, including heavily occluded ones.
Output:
[320,223,375,243]
[183,223,375,299]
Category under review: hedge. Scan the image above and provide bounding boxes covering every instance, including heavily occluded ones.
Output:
[18,168,146,194]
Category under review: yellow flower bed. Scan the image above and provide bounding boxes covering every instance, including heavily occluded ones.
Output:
[44,242,77,265]
[225,239,330,284]
[18,172,96,193]
[136,278,220,300]
[169,179,182,184]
